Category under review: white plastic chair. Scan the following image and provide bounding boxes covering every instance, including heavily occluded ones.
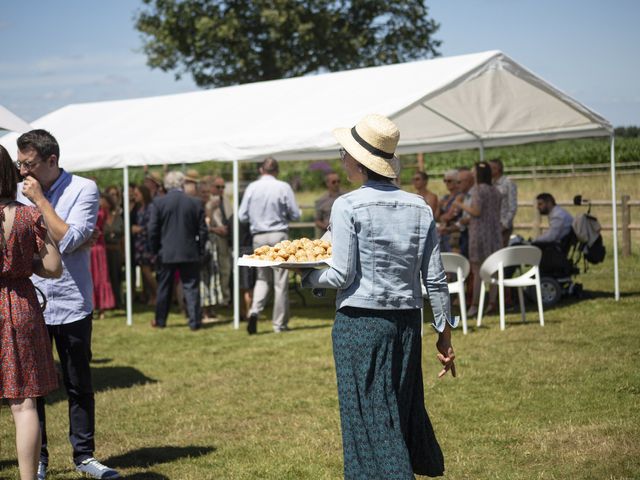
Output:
[441,253,471,335]
[477,246,544,331]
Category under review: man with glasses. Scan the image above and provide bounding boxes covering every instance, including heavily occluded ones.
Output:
[15,130,120,479]
[314,171,343,238]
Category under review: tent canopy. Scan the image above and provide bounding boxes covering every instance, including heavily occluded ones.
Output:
[0,104,32,134]
[0,50,612,171]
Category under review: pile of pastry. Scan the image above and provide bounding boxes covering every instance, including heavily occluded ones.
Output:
[249,238,332,262]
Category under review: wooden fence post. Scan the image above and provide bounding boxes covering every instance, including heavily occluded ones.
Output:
[622,194,631,256]
[532,197,541,238]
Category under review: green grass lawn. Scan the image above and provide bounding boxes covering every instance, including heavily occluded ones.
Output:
[1,249,639,479]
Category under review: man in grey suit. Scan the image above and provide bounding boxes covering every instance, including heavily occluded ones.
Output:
[238,157,301,334]
[148,171,208,330]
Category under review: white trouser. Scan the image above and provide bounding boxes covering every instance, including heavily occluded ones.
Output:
[249,231,289,330]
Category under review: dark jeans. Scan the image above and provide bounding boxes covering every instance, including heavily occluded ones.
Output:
[155,261,201,329]
[37,314,95,466]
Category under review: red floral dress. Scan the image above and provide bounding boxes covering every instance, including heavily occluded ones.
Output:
[90,206,115,310]
[0,204,58,398]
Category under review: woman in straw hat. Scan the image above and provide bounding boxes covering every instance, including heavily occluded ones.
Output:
[301,114,457,478]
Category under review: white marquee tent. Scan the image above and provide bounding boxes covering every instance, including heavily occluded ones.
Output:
[0,50,620,328]
[0,103,32,134]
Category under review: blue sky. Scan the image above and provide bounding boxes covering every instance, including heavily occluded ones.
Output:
[1,0,638,125]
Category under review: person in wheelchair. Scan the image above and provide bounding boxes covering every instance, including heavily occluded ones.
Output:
[532,193,575,277]
[533,193,573,244]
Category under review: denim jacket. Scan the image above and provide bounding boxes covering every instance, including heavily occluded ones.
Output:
[302,180,456,332]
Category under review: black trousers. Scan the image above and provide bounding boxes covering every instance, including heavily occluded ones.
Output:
[37,314,94,466]
[155,261,201,329]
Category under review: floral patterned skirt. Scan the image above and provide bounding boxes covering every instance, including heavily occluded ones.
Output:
[333,307,445,479]
[0,278,58,398]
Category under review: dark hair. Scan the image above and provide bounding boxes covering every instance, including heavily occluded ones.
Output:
[105,184,120,197]
[489,158,504,173]
[362,165,393,182]
[0,145,18,200]
[17,129,60,162]
[101,192,117,212]
[136,184,152,206]
[536,193,556,205]
[414,171,428,181]
[261,157,279,175]
[475,162,492,185]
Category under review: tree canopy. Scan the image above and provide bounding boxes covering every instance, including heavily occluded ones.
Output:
[135,0,441,87]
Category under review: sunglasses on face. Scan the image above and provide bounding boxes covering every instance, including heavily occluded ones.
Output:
[214,185,225,190]
[444,179,455,183]
[329,179,340,184]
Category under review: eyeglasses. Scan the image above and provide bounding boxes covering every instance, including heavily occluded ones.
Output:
[16,159,41,171]
[339,148,347,161]
[329,180,340,185]
[214,185,225,190]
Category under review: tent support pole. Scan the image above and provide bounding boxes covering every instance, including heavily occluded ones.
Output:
[232,159,240,329]
[479,142,485,161]
[420,104,483,146]
[123,166,133,325]
[610,134,620,300]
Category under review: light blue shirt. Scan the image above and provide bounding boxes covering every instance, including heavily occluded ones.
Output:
[18,170,99,325]
[302,180,455,333]
[238,174,301,234]
[535,205,574,243]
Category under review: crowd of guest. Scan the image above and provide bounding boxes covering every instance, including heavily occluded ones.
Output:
[90,168,236,326]
[414,159,518,316]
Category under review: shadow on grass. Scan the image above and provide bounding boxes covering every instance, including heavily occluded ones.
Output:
[122,473,169,480]
[0,459,17,470]
[45,366,157,405]
[105,445,215,469]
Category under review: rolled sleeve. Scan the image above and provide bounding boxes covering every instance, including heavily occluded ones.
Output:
[422,222,456,332]
[58,183,99,254]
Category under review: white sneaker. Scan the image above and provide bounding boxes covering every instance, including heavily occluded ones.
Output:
[37,462,46,480]
[75,457,120,479]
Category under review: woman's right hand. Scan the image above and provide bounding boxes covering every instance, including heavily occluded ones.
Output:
[436,325,456,378]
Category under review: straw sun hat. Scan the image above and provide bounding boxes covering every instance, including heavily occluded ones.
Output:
[184,168,201,183]
[333,113,401,178]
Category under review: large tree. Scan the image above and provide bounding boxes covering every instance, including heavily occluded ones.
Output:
[135,0,441,87]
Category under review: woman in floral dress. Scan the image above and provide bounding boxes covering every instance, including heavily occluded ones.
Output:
[455,162,502,316]
[90,194,115,318]
[0,145,62,480]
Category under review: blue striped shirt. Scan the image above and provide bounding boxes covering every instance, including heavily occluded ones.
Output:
[18,170,99,325]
